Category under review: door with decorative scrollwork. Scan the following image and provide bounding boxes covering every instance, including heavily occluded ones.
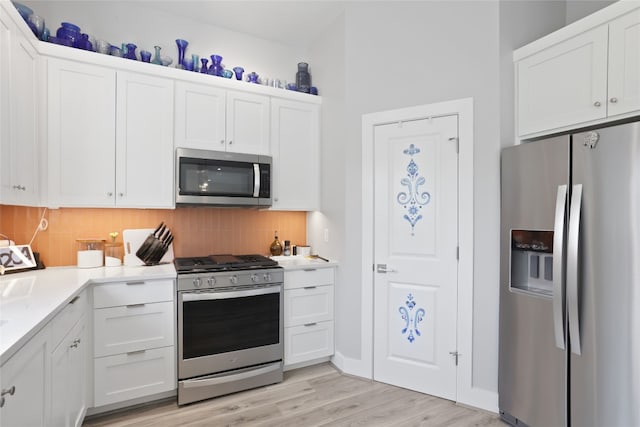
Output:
[373,115,458,400]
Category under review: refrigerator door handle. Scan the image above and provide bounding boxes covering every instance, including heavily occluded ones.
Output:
[553,184,568,350]
[568,184,583,355]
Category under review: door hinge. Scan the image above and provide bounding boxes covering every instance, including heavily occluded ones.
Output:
[449,351,460,366]
[448,137,459,153]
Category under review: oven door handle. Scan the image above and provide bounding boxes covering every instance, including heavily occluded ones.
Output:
[181,285,281,301]
[182,362,281,389]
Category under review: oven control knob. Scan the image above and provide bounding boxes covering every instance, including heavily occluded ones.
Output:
[193,277,202,288]
[251,274,259,283]
[229,275,238,285]
[207,277,216,287]
[263,273,271,282]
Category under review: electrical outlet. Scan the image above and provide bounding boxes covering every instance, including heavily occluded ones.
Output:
[324,228,329,242]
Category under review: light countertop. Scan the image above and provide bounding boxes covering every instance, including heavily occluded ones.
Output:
[0,263,176,364]
[271,255,339,269]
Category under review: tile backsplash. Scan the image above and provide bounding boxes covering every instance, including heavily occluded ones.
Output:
[0,205,306,267]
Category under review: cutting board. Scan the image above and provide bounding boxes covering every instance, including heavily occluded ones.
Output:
[122,228,175,266]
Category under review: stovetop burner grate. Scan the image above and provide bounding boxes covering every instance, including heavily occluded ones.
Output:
[175,254,278,273]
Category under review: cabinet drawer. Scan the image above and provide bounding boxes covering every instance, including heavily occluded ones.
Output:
[284,321,334,366]
[94,301,174,357]
[51,290,87,348]
[284,268,334,290]
[284,285,334,327]
[93,279,174,308]
[94,345,175,407]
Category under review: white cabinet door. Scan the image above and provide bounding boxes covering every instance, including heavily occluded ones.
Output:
[226,90,270,155]
[270,98,320,211]
[174,81,226,151]
[48,59,116,207]
[115,72,174,208]
[0,325,50,427]
[0,12,39,206]
[608,8,640,117]
[517,25,608,137]
[51,317,86,427]
[284,285,334,327]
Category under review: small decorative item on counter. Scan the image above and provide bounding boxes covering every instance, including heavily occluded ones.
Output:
[191,54,200,72]
[283,240,291,256]
[233,66,244,80]
[183,57,194,71]
[27,14,44,39]
[269,231,283,256]
[296,62,311,93]
[56,22,81,46]
[151,45,163,65]
[222,69,233,79]
[95,39,111,55]
[310,86,318,95]
[160,55,173,66]
[140,50,152,63]
[105,232,122,267]
[286,83,297,91]
[296,245,311,257]
[76,238,105,268]
[175,38,188,68]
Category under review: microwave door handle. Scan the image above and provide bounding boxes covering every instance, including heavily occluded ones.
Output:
[253,164,260,197]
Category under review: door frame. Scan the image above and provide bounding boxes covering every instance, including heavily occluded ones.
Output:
[360,98,488,409]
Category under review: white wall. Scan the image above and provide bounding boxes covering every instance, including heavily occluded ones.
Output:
[566,0,616,24]
[22,0,306,82]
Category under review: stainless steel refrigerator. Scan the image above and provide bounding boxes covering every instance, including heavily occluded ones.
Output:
[499,121,640,427]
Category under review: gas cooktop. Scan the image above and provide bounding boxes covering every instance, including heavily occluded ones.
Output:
[174,254,278,273]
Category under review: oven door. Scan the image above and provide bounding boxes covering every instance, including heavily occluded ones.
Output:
[178,284,283,380]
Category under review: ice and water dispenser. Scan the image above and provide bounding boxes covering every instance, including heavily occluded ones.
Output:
[510,230,554,296]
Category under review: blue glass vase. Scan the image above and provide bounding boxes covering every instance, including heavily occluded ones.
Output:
[140,50,152,63]
[175,39,188,67]
[200,58,209,73]
[191,54,199,72]
[233,66,244,80]
[151,46,163,65]
[124,43,137,60]
[209,55,223,76]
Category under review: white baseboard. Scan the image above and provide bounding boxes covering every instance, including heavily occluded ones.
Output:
[458,387,498,414]
[331,351,372,379]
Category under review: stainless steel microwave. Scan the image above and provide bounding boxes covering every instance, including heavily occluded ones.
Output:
[175,148,272,207]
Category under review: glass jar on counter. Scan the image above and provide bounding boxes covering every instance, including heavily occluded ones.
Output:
[76,239,105,268]
[104,242,123,266]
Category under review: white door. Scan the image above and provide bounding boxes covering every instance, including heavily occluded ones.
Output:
[373,115,459,400]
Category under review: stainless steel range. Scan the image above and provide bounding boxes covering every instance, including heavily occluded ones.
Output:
[175,254,283,405]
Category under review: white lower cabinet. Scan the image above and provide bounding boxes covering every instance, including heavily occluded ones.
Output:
[0,324,51,427]
[283,267,335,367]
[92,279,176,408]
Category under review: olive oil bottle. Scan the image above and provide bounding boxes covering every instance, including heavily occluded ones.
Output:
[269,231,283,256]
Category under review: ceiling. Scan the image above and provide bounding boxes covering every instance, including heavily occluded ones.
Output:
[146,1,347,48]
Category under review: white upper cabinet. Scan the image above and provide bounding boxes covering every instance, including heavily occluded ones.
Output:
[175,82,270,155]
[47,59,174,208]
[0,7,40,206]
[47,59,116,207]
[270,98,320,211]
[607,9,640,117]
[515,3,640,138]
[116,72,174,208]
[517,26,608,137]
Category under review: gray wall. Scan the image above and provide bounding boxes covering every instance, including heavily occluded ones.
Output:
[566,0,616,24]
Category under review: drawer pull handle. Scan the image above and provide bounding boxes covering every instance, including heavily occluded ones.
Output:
[126,281,145,286]
[303,286,317,290]
[1,386,15,397]
[126,303,146,308]
[304,322,317,327]
[126,350,146,356]
[303,268,317,272]
[69,295,80,304]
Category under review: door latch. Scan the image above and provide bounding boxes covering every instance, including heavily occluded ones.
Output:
[449,351,460,366]
[376,264,397,274]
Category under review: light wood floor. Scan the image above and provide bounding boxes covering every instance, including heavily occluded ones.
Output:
[83,363,506,427]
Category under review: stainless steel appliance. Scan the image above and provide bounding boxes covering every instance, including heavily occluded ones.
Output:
[176,254,283,405]
[499,121,640,427]
[175,148,272,208]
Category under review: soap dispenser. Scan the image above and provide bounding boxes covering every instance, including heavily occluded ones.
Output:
[269,231,283,256]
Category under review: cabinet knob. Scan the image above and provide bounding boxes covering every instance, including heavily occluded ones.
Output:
[220,140,225,145]
[107,192,113,197]
[610,97,618,104]
[228,140,233,145]
[118,192,124,197]
[593,101,601,107]
[1,386,16,397]
[20,186,26,191]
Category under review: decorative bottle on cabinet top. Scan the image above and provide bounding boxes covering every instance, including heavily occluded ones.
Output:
[270,231,283,256]
[296,62,311,93]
